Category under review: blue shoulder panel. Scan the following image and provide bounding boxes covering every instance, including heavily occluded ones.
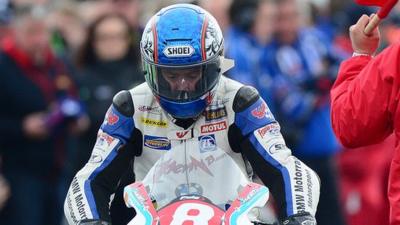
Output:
[234,98,276,136]
[100,105,135,144]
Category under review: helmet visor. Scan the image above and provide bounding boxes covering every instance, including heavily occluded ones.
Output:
[144,58,221,103]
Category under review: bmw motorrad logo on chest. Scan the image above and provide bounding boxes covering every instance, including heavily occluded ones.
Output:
[163,45,195,57]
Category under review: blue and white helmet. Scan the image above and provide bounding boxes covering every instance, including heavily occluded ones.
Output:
[140,4,225,119]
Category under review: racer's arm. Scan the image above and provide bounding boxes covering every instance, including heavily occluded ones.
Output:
[229,86,320,223]
[330,15,400,148]
[64,91,142,224]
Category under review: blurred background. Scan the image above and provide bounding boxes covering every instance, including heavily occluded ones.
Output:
[0,0,399,225]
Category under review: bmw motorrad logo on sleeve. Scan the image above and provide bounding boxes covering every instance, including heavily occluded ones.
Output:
[163,45,195,57]
[198,134,216,153]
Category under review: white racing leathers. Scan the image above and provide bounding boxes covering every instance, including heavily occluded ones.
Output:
[64,76,320,224]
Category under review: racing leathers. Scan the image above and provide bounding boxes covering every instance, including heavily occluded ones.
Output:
[331,43,400,225]
[64,76,320,224]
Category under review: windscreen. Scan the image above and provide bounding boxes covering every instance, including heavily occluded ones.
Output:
[141,139,250,209]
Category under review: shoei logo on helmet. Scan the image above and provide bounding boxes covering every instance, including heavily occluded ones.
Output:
[163,45,195,57]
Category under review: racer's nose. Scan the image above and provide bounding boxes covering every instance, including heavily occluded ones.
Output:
[175,78,194,91]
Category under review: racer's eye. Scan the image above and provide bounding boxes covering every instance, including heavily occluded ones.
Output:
[164,73,178,81]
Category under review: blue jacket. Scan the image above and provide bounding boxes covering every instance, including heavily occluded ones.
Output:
[260,27,340,158]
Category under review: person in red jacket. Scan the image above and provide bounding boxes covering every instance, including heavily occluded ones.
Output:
[330,14,400,225]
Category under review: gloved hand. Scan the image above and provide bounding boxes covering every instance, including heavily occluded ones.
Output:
[279,212,316,225]
[78,219,111,225]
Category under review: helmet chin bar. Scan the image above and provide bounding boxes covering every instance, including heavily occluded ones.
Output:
[156,83,219,119]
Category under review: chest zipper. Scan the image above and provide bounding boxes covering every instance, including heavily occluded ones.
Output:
[183,139,190,189]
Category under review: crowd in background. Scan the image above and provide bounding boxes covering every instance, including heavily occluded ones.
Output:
[0,0,399,225]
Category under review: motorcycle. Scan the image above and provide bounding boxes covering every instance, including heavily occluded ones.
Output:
[123,141,275,225]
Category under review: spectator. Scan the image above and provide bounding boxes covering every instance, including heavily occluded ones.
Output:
[198,0,232,32]
[73,12,144,225]
[262,0,346,224]
[225,0,278,112]
[74,12,143,170]
[99,0,141,29]
[0,5,87,225]
[330,13,400,225]
[48,2,86,60]
[331,4,392,225]
[0,0,11,42]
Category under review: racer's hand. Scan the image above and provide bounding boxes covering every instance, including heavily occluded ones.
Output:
[349,14,380,56]
[279,212,316,225]
[78,219,111,225]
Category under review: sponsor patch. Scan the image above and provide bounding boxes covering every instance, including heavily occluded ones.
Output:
[144,135,171,150]
[200,121,227,133]
[251,102,274,120]
[138,105,162,115]
[198,135,216,153]
[89,153,103,163]
[163,45,195,57]
[105,108,119,125]
[257,123,281,138]
[251,102,266,119]
[69,177,88,222]
[141,117,168,127]
[204,107,227,122]
[176,130,190,139]
[96,132,115,146]
[268,142,286,154]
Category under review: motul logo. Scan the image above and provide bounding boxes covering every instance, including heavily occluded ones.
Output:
[201,121,227,133]
[163,45,194,57]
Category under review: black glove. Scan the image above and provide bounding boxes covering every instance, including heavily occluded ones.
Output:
[78,219,111,225]
[279,212,316,225]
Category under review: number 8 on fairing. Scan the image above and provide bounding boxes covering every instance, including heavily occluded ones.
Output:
[170,203,215,225]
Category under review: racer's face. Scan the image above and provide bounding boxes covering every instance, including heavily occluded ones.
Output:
[161,67,202,92]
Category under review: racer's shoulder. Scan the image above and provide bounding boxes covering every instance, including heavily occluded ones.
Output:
[218,76,260,112]
[113,82,162,118]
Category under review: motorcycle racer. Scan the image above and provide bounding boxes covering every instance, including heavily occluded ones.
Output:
[64,4,320,225]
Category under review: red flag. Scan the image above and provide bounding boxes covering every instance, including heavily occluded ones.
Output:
[355,0,385,7]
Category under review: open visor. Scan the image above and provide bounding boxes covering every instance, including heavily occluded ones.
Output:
[143,58,221,103]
